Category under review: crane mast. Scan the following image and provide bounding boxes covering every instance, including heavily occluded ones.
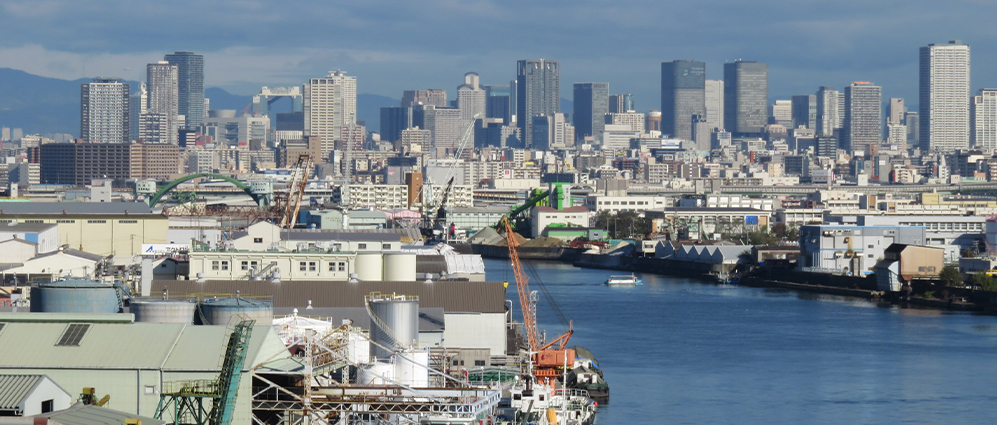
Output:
[502,216,539,351]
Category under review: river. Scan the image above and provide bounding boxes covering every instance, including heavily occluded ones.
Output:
[484,258,997,424]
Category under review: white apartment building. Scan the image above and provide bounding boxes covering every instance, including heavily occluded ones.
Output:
[337,184,472,210]
[972,88,997,149]
[919,41,971,152]
[145,61,179,144]
[606,112,645,133]
[584,195,673,213]
[304,70,357,156]
[81,78,130,143]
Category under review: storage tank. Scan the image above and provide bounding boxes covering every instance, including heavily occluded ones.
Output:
[30,278,122,313]
[367,294,419,360]
[394,349,430,387]
[197,297,273,326]
[358,362,395,385]
[355,253,384,281]
[382,253,417,281]
[130,299,197,324]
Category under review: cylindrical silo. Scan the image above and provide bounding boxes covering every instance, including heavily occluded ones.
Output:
[30,278,121,313]
[367,294,419,360]
[382,253,417,281]
[355,253,384,281]
[197,297,273,326]
[394,349,430,387]
[130,299,197,324]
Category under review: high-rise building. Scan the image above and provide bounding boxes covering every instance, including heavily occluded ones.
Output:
[457,72,486,122]
[704,80,724,131]
[144,61,179,144]
[770,100,792,127]
[919,40,971,152]
[423,106,463,154]
[379,107,411,143]
[129,83,147,142]
[791,94,817,130]
[81,78,130,143]
[483,85,511,124]
[646,110,662,133]
[304,70,358,157]
[723,61,768,136]
[905,112,920,148]
[164,51,204,131]
[843,81,882,153]
[516,59,560,148]
[816,86,840,137]
[531,113,573,150]
[605,111,645,133]
[573,82,609,142]
[608,94,634,113]
[972,89,997,149]
[887,98,906,125]
[661,60,706,140]
[401,89,447,108]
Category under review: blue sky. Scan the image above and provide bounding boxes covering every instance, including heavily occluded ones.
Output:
[1,0,994,108]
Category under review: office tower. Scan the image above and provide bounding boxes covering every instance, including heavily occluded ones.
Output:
[164,51,204,130]
[816,136,837,158]
[483,84,511,124]
[920,40,971,152]
[724,61,768,136]
[605,112,645,133]
[304,70,358,157]
[516,59,560,147]
[128,83,147,142]
[770,100,792,127]
[704,80,724,131]
[401,89,447,108]
[691,114,710,150]
[905,112,920,148]
[531,113,573,150]
[816,86,840,137]
[887,98,906,125]
[144,61,179,144]
[423,106,463,153]
[457,72,486,122]
[661,60,706,140]
[80,78,130,143]
[608,94,634,113]
[843,82,882,153]
[646,110,662,132]
[972,89,997,149]
[887,123,908,150]
[379,106,411,143]
[573,82,610,142]
[791,94,817,129]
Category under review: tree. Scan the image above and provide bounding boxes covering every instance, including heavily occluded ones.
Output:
[939,264,963,287]
[973,272,997,291]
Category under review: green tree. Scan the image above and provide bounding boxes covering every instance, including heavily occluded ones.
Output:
[939,264,963,287]
[972,272,997,291]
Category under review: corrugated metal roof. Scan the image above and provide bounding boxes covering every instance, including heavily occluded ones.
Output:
[0,202,154,215]
[36,403,165,425]
[272,307,446,332]
[154,280,507,313]
[0,222,58,233]
[0,374,41,410]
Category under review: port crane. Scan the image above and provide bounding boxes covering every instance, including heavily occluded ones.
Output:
[269,154,312,229]
[417,115,478,242]
[501,215,574,383]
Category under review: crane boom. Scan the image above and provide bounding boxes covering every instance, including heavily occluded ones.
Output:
[502,216,539,351]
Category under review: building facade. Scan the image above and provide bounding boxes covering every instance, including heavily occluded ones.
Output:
[80,78,130,144]
[661,60,706,140]
[144,61,179,144]
[304,70,358,156]
[724,61,768,136]
[791,94,817,130]
[843,82,882,153]
[516,59,560,148]
[164,51,204,131]
[573,82,609,143]
[919,40,971,152]
[971,89,997,149]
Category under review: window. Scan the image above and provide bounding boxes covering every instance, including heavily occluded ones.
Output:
[118,220,137,224]
[474,360,486,366]
[253,237,263,243]
[41,400,53,414]
[329,262,337,272]
[87,220,107,224]
[928,266,936,273]
[309,261,316,271]
[338,262,346,272]
[918,266,926,272]
[382,243,391,250]
[358,243,367,250]
[212,261,220,271]
[220,261,229,271]
[241,261,249,271]
[56,220,76,223]
[299,262,307,271]
[251,261,258,270]
[56,323,91,346]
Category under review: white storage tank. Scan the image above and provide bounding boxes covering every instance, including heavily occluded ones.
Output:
[348,330,371,364]
[355,253,384,281]
[382,253,417,281]
[367,294,419,360]
[197,296,273,326]
[394,349,430,387]
[130,299,197,324]
[358,362,395,385]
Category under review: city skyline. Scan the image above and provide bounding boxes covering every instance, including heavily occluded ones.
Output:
[0,1,994,107]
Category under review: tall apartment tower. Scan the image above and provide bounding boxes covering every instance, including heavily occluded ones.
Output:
[457,72,486,122]
[816,86,840,137]
[972,89,997,149]
[81,78,130,143]
[791,94,817,129]
[887,98,906,125]
[905,111,920,148]
[304,70,358,156]
[516,59,560,148]
[608,94,634,113]
[919,40,971,152]
[723,61,768,136]
[660,60,706,140]
[164,51,204,130]
[573,82,610,142]
[129,82,147,142]
[144,61,179,144]
[704,80,724,131]
[401,89,448,108]
[843,81,882,153]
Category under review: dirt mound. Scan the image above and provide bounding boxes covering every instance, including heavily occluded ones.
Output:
[521,236,568,248]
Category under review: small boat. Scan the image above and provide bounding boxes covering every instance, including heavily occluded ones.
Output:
[604,274,642,287]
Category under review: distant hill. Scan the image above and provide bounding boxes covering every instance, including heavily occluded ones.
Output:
[0,68,399,136]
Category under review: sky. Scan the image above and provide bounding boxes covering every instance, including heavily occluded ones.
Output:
[1,0,995,109]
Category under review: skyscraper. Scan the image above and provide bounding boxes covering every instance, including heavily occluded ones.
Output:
[516,59,560,148]
[887,98,906,125]
[723,61,768,136]
[164,51,204,130]
[791,94,817,129]
[972,89,997,149]
[661,60,706,140]
[81,78,130,143]
[816,86,840,137]
[483,84,511,124]
[608,94,634,113]
[919,40,971,152]
[704,80,724,131]
[573,82,609,142]
[144,61,178,144]
[129,82,146,142]
[304,70,358,157]
[843,81,882,153]
[770,100,792,127]
[457,72,486,122]
[401,89,447,108]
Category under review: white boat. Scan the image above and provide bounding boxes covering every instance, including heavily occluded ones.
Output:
[604,274,642,286]
[494,381,598,425]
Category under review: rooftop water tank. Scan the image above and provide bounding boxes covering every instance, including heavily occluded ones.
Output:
[383,253,417,281]
[367,293,419,360]
[197,296,272,326]
[30,278,122,313]
[130,299,197,324]
[355,253,384,281]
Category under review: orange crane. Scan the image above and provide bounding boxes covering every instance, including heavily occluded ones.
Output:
[501,216,574,382]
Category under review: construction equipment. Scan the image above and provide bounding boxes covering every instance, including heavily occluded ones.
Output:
[420,176,455,243]
[501,216,574,383]
[268,154,312,228]
[79,387,110,407]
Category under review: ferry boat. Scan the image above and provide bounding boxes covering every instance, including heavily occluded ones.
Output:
[604,274,642,287]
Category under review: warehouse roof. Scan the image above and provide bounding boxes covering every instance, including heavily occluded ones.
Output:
[0,222,58,233]
[33,403,165,425]
[154,280,507,313]
[0,202,155,216]
[0,374,56,412]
